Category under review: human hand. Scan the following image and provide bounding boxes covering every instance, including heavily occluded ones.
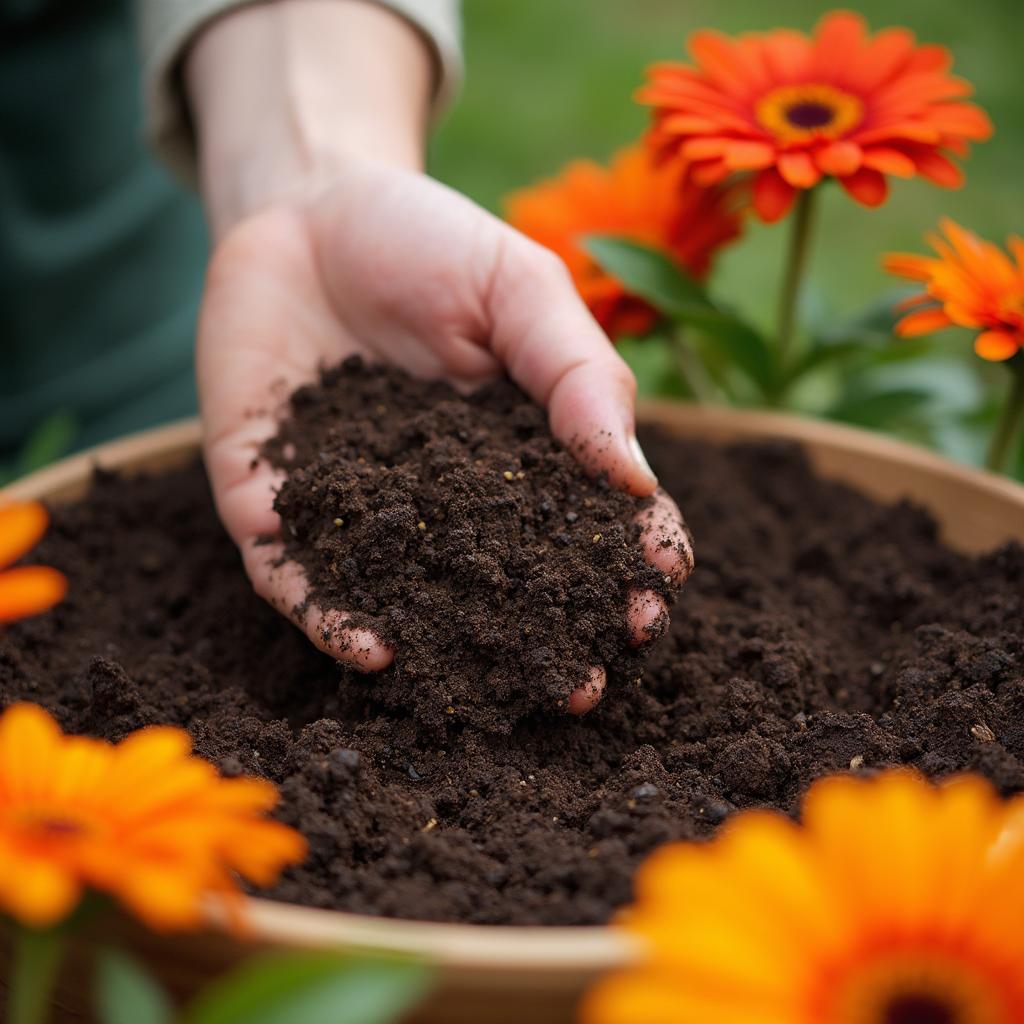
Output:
[189,4,692,713]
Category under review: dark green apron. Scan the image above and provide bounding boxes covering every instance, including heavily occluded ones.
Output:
[1,0,207,473]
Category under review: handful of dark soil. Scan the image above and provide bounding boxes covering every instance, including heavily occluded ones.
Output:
[262,358,677,735]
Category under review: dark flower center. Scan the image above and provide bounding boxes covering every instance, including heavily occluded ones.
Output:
[34,817,84,837]
[883,993,957,1024]
[785,101,835,129]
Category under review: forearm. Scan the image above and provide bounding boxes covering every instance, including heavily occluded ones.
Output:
[185,0,433,237]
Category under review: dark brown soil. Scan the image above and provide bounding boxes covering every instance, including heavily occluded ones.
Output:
[2,422,1023,925]
[261,358,679,735]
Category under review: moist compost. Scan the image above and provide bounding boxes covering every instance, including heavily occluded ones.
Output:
[261,358,678,735]
[2,431,1023,925]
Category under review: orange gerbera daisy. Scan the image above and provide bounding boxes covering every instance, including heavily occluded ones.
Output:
[638,11,993,222]
[0,703,306,930]
[0,502,66,623]
[505,143,743,339]
[582,770,1024,1024]
[884,218,1024,361]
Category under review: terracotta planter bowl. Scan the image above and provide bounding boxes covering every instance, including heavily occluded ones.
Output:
[3,403,1024,1023]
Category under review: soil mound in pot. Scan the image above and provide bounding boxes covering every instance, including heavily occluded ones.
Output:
[2,429,1023,925]
[261,358,679,735]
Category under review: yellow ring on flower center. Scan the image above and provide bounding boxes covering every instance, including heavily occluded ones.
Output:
[826,950,1010,1024]
[755,83,864,142]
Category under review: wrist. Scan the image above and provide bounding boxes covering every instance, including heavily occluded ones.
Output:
[186,1,432,237]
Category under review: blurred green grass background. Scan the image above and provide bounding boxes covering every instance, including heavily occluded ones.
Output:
[432,0,1022,330]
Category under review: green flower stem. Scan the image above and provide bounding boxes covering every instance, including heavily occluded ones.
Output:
[986,358,1024,474]
[670,326,718,404]
[8,926,65,1024]
[775,188,818,366]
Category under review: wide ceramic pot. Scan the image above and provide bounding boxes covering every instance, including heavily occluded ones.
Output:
[4,402,1024,1024]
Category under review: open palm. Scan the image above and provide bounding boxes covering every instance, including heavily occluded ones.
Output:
[198,160,691,713]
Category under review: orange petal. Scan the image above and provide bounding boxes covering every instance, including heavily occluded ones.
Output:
[861,147,916,178]
[928,103,994,141]
[895,308,953,337]
[811,11,867,76]
[0,566,68,623]
[912,150,965,188]
[777,152,821,189]
[904,43,953,76]
[681,137,732,161]
[845,27,916,92]
[815,141,862,177]
[838,167,889,208]
[0,502,49,571]
[882,253,935,281]
[752,168,796,223]
[722,141,777,171]
[690,160,732,186]
[974,330,1020,361]
[688,30,756,97]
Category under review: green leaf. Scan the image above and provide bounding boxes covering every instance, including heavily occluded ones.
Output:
[785,339,870,383]
[15,411,79,476]
[584,236,775,391]
[827,387,933,429]
[184,953,432,1024]
[617,335,689,399]
[675,305,776,391]
[813,290,909,347]
[583,236,707,310]
[97,950,173,1024]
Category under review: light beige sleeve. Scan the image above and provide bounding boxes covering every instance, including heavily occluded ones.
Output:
[136,0,462,181]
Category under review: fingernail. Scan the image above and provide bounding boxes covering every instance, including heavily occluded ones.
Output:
[628,434,657,485]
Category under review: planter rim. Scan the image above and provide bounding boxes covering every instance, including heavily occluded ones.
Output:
[4,404,1024,971]
[7,405,1024,510]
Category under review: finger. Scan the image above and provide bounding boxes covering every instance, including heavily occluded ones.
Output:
[487,237,657,496]
[635,489,695,586]
[627,588,669,647]
[242,541,393,672]
[567,665,606,716]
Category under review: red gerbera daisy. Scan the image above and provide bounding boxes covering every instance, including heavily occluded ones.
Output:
[638,10,993,222]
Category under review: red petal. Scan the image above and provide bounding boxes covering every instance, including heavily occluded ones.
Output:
[690,160,732,186]
[861,147,916,178]
[839,167,889,207]
[753,168,796,223]
[722,140,777,170]
[815,141,862,177]
[912,150,965,188]
[777,151,821,188]
[760,30,813,83]
[688,30,757,97]
[811,11,867,78]
[845,27,916,92]
[927,103,994,140]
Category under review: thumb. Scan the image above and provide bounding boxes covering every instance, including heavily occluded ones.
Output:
[486,236,658,496]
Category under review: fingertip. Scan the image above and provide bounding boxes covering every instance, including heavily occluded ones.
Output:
[627,589,669,647]
[567,665,606,716]
[627,434,659,495]
[636,490,694,585]
[316,613,394,672]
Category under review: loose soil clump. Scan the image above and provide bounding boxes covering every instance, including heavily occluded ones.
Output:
[2,412,1023,925]
[261,358,679,735]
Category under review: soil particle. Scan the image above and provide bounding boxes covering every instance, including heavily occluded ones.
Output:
[2,400,1023,925]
